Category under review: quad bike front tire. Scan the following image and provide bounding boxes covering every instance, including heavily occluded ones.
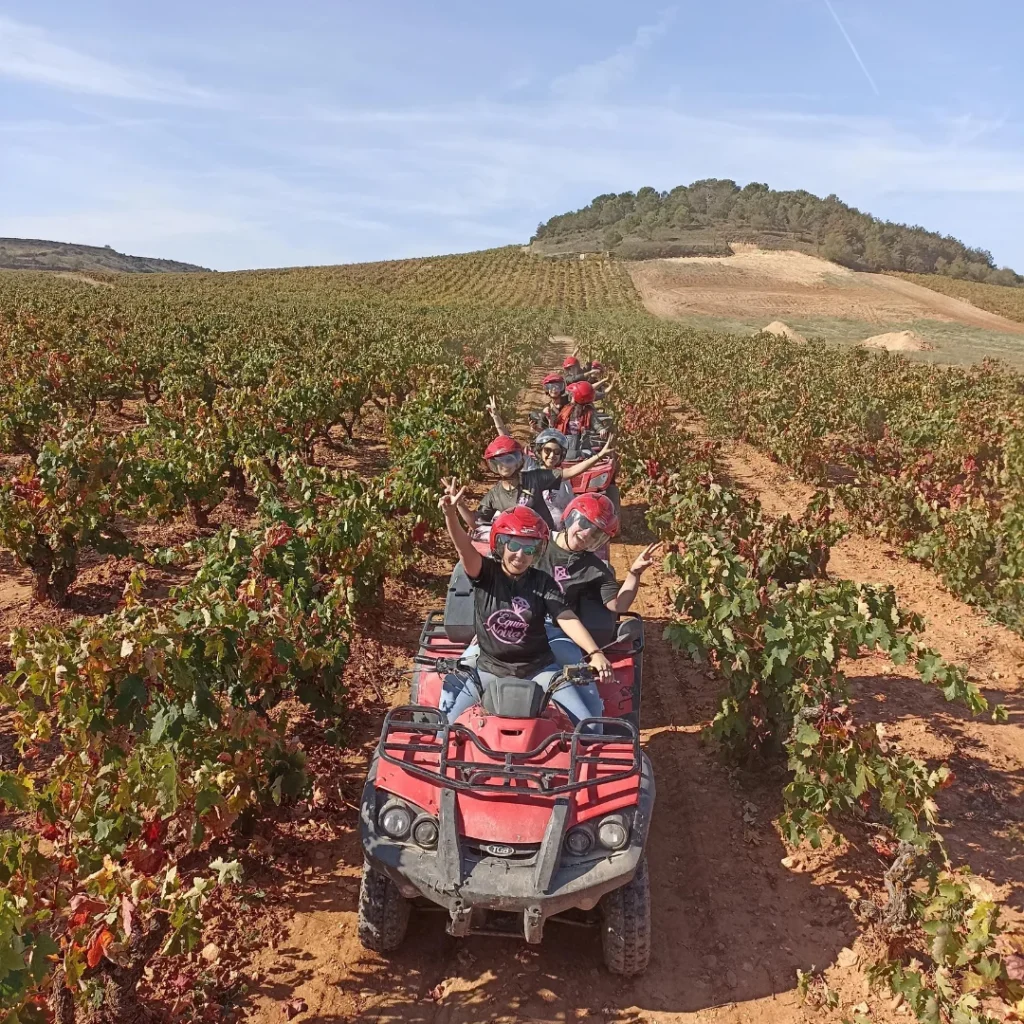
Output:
[599,854,651,975]
[358,861,411,952]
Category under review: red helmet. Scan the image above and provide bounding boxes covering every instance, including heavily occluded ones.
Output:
[489,506,550,555]
[562,493,619,550]
[484,435,522,460]
[562,356,580,369]
[566,380,595,405]
[543,372,565,387]
[590,360,603,371]
[483,434,524,474]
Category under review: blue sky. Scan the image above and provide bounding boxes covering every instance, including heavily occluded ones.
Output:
[2,1,1023,271]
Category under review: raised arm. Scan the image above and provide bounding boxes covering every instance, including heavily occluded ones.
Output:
[608,542,660,613]
[439,478,483,577]
[485,396,509,437]
[560,436,615,480]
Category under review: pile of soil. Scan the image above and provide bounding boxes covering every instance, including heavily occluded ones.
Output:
[755,321,807,344]
[860,329,934,352]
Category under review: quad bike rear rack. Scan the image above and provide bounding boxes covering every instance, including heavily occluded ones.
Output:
[378,708,641,796]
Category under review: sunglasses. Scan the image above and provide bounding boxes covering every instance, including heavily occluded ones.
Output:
[567,511,606,537]
[545,384,565,394]
[540,446,564,457]
[489,453,522,470]
[502,539,540,555]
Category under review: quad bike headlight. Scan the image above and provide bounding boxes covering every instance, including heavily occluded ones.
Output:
[412,816,439,849]
[597,814,630,851]
[379,802,413,840]
[588,472,609,490]
[564,826,594,857]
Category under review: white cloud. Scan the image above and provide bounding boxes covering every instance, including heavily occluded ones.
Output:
[3,82,1024,270]
[551,9,677,102]
[0,14,223,105]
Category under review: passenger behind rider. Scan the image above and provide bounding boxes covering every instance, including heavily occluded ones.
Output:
[456,433,614,531]
[438,482,613,725]
[525,428,576,528]
[585,360,613,400]
[562,355,587,384]
[537,493,660,666]
[555,380,611,454]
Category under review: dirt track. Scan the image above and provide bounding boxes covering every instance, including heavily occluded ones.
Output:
[242,347,834,1023]
[239,343,1022,1024]
[627,250,1024,336]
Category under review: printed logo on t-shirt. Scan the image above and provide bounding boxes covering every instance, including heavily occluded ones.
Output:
[486,596,531,645]
[552,565,571,592]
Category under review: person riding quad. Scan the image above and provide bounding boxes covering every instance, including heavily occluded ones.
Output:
[488,377,567,434]
[555,379,611,452]
[562,355,587,385]
[438,484,614,726]
[537,493,660,667]
[585,360,614,399]
[457,433,615,531]
[527,428,577,528]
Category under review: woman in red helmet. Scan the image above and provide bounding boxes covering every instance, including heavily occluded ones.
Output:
[459,433,614,531]
[438,480,614,725]
[488,374,568,434]
[538,493,660,665]
[555,379,612,451]
[562,355,586,384]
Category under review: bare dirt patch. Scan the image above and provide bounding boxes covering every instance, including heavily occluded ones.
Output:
[757,320,807,344]
[628,250,1024,336]
[860,329,934,352]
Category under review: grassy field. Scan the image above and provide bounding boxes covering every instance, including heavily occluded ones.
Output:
[664,311,1024,366]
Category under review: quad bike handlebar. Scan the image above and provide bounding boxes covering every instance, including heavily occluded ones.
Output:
[411,655,598,688]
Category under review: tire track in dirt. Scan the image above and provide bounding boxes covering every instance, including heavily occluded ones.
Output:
[627,250,1024,336]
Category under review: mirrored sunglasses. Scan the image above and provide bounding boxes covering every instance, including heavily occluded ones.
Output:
[502,538,540,555]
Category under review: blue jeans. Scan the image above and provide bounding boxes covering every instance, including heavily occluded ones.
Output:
[442,643,602,726]
[544,624,604,721]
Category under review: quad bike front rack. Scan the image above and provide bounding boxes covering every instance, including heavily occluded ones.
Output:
[377,708,641,796]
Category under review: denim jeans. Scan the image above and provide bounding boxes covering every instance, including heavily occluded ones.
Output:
[442,643,603,726]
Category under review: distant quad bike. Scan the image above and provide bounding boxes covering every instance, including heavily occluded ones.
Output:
[357,568,654,974]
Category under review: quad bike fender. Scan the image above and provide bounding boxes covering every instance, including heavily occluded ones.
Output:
[360,751,655,937]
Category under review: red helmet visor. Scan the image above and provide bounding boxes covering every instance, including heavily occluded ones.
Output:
[487,452,523,474]
[564,509,611,550]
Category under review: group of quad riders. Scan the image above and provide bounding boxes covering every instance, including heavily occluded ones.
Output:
[437,353,658,731]
[358,352,658,970]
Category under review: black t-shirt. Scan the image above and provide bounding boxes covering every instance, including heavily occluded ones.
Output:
[476,468,561,528]
[468,559,568,677]
[537,542,619,612]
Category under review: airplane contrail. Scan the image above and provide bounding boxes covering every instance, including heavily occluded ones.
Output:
[823,0,880,96]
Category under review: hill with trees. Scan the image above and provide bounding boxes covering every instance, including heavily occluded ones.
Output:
[0,237,209,274]
[531,179,1022,285]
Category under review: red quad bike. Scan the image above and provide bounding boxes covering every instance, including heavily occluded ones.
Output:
[357,571,654,974]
